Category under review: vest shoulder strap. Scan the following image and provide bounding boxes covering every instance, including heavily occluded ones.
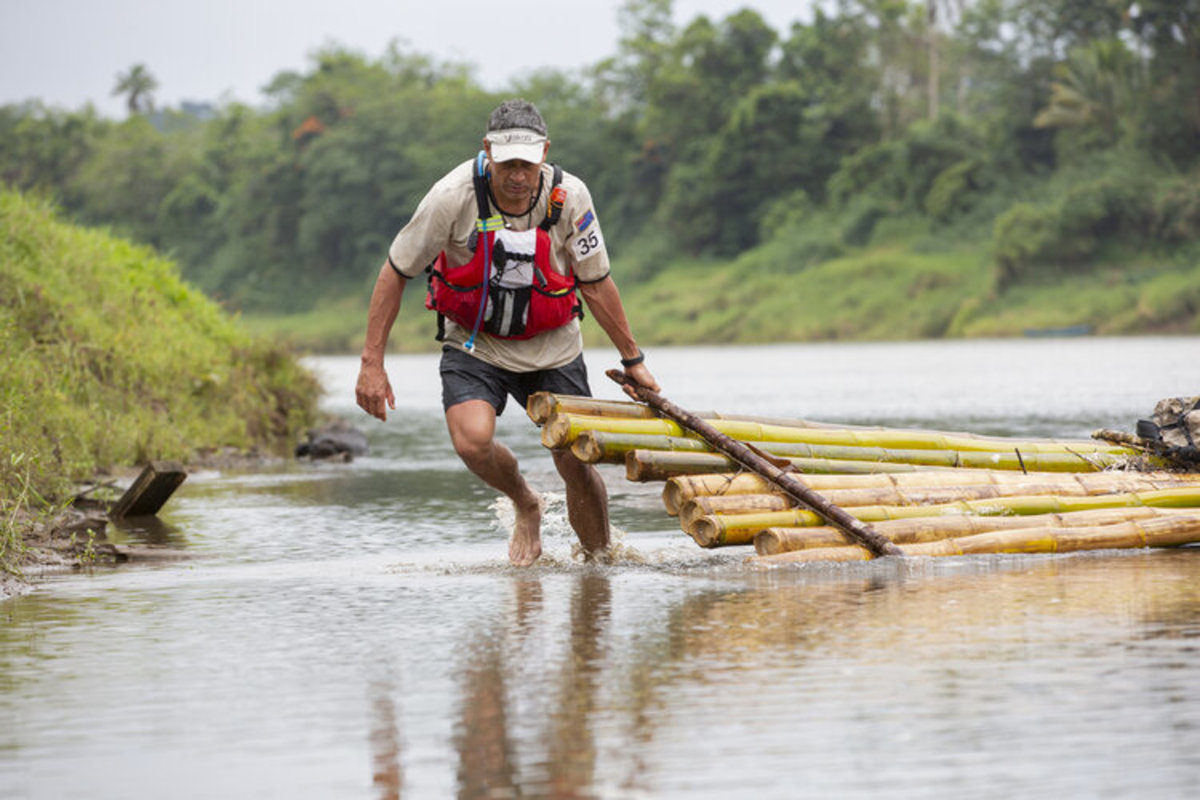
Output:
[471,151,492,221]
[472,154,564,233]
[539,164,564,231]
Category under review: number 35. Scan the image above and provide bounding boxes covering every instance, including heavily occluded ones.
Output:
[576,231,600,256]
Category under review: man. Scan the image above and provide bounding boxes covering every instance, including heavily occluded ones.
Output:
[355,99,658,566]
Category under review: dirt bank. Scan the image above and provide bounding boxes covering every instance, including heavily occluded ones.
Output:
[2,503,194,601]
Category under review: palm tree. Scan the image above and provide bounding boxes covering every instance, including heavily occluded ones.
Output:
[1034,39,1142,146]
[112,64,159,116]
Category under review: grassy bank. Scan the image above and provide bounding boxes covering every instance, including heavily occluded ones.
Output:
[252,222,1199,355]
[1,190,321,576]
[605,237,1200,347]
[241,280,438,356]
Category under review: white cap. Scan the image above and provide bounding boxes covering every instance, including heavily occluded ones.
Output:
[485,128,548,163]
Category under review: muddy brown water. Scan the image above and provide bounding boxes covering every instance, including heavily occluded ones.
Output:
[3,339,1200,799]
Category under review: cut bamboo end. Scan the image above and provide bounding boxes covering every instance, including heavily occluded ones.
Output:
[571,430,708,465]
[542,412,686,449]
[754,527,854,554]
[687,508,826,547]
[687,515,775,548]
[570,431,605,463]
[663,473,777,515]
[526,392,657,425]
[678,493,795,530]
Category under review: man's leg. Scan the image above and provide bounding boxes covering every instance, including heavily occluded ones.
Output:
[445,399,543,566]
[551,449,610,557]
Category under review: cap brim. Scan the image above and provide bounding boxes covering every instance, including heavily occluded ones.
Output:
[489,140,546,163]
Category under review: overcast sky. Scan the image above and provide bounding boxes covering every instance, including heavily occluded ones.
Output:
[1,1,817,117]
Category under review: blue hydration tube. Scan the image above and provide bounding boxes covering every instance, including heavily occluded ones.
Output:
[464,151,495,352]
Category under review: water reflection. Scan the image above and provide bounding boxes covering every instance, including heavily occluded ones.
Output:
[450,575,610,799]
[368,676,404,800]
[545,575,608,797]
[330,551,1200,799]
[107,514,189,549]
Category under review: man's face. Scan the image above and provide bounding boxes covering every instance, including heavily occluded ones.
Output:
[485,141,549,212]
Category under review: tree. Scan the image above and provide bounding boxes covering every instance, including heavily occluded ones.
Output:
[1033,38,1143,151]
[1121,0,1200,166]
[926,0,967,119]
[112,64,159,116]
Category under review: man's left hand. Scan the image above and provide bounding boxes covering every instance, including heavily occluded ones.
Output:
[622,362,659,398]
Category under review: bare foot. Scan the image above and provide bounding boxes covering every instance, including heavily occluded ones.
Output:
[580,544,613,565]
[508,493,543,567]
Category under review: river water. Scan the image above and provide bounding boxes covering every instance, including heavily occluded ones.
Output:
[3,337,1200,799]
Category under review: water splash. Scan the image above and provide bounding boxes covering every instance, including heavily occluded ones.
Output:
[488,494,654,567]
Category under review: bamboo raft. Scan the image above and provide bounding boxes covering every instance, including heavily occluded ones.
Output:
[529,392,1200,566]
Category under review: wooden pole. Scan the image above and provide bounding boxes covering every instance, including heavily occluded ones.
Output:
[607,370,904,558]
[109,461,187,518]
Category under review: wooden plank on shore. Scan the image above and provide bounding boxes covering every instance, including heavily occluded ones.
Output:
[110,461,187,518]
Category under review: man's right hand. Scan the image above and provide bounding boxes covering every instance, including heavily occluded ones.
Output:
[356,363,396,421]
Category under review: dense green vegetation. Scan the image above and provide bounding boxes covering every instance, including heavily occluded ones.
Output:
[1,0,1198,353]
[0,190,320,573]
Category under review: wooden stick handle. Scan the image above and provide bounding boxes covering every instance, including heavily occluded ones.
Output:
[607,369,904,558]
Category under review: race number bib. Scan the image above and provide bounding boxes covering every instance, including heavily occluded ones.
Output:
[571,208,605,261]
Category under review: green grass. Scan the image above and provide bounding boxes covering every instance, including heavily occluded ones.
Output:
[241,277,445,355]
[1,189,322,573]
[599,239,993,346]
[247,206,1200,354]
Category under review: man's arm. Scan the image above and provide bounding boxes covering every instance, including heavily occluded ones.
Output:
[578,276,659,394]
[356,263,407,420]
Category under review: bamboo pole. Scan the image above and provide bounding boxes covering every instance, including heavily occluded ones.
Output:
[568,429,1128,471]
[662,469,1200,514]
[808,478,1200,509]
[677,480,1123,528]
[571,431,707,464]
[663,473,779,512]
[527,391,849,429]
[606,370,903,558]
[679,494,795,530]
[626,450,933,482]
[541,410,1135,458]
[688,486,1200,548]
[753,505,1192,554]
[749,512,1200,565]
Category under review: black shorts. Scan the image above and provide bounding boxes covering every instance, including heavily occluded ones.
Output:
[439,346,591,415]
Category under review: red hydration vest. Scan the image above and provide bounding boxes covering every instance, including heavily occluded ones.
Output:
[425,153,580,346]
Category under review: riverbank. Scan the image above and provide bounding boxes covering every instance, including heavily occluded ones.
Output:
[2,445,305,600]
[0,189,323,586]
[242,221,1200,354]
[3,506,130,601]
